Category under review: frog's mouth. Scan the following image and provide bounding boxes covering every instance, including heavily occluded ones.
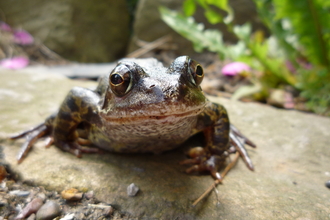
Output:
[101,104,205,123]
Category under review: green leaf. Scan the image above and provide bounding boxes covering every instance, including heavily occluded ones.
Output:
[298,67,330,116]
[206,0,228,11]
[159,7,228,58]
[233,23,297,86]
[196,0,233,24]
[183,0,196,16]
[272,0,330,69]
[253,0,300,66]
[234,24,252,38]
[208,0,234,24]
[204,9,223,24]
[223,7,234,24]
[226,41,247,60]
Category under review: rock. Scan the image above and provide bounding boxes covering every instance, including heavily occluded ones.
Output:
[326,180,330,189]
[60,213,75,220]
[0,166,7,183]
[36,193,47,202]
[75,213,85,219]
[61,188,83,201]
[9,190,30,197]
[60,213,74,220]
[84,191,94,200]
[102,206,114,216]
[0,0,130,62]
[27,213,36,220]
[1,66,330,219]
[35,200,61,220]
[0,197,8,207]
[267,89,287,108]
[127,183,139,197]
[15,197,44,219]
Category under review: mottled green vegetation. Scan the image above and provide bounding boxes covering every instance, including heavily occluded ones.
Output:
[160,0,330,116]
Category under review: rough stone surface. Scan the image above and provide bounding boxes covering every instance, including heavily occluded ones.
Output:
[0,0,130,62]
[1,68,330,219]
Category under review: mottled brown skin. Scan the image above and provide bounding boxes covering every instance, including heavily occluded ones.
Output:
[12,56,255,180]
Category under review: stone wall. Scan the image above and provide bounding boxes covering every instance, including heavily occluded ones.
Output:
[0,0,267,62]
[0,0,130,62]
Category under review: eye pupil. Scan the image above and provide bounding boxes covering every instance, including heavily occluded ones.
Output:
[188,60,204,86]
[196,65,203,76]
[109,64,134,97]
[110,74,124,85]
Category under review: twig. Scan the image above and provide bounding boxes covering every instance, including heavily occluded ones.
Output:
[88,204,112,209]
[126,35,172,58]
[192,151,240,206]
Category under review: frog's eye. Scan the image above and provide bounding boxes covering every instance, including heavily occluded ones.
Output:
[188,60,204,86]
[109,65,133,97]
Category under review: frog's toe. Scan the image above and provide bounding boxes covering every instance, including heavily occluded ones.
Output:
[182,155,224,180]
[179,158,200,165]
[10,123,47,140]
[230,130,254,171]
[230,124,256,148]
[54,140,102,158]
[44,136,54,148]
[10,123,50,163]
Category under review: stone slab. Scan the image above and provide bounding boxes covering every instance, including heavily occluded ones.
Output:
[1,69,329,219]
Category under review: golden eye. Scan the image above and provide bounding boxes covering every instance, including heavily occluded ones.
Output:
[110,73,124,85]
[189,60,204,86]
[109,65,133,97]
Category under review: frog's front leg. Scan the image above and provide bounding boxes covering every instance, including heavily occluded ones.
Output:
[51,87,102,157]
[181,102,255,180]
[11,87,102,162]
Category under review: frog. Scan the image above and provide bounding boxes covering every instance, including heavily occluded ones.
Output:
[11,56,256,180]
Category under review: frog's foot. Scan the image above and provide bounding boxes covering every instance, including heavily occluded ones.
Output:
[10,123,51,163]
[54,140,102,158]
[181,125,256,179]
[230,124,256,148]
[11,124,101,163]
[230,125,256,171]
[180,147,226,180]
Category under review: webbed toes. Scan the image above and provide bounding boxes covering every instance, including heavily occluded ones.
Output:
[230,126,255,171]
[54,140,102,158]
[181,152,224,180]
[10,123,46,140]
[230,124,256,148]
[11,123,50,163]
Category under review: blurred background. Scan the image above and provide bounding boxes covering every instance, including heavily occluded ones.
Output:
[0,0,329,116]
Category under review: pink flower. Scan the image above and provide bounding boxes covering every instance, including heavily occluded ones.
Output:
[0,57,29,69]
[285,60,296,73]
[13,30,34,45]
[221,62,251,76]
[0,22,12,32]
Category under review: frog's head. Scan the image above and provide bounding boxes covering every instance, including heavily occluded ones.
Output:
[102,56,207,118]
